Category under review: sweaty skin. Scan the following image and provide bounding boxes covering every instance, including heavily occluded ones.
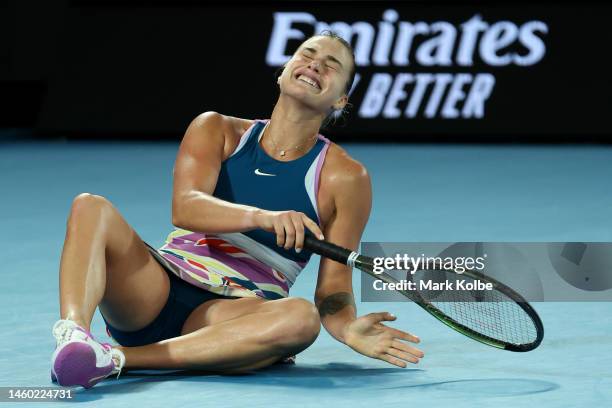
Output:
[58,35,423,374]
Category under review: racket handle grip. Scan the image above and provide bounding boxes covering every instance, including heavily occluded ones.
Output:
[303,235,354,265]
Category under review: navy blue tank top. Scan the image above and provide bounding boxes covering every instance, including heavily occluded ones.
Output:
[213,120,330,263]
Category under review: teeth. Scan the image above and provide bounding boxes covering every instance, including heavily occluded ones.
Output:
[298,75,320,89]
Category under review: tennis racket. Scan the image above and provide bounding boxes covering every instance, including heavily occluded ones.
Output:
[304,236,544,352]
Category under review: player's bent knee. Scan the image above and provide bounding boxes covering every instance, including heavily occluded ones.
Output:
[71,193,109,214]
[275,298,321,350]
[65,194,116,241]
[68,193,111,222]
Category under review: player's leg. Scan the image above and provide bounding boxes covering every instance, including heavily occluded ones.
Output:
[116,297,321,373]
[53,192,171,387]
[59,192,170,331]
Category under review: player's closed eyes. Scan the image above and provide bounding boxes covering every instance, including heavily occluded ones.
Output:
[301,51,339,71]
[302,57,337,73]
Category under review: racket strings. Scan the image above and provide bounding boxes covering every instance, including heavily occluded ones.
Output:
[414,270,538,345]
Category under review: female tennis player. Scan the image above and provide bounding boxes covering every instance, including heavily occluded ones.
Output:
[50,31,424,388]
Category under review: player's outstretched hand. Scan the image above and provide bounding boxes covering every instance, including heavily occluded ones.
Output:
[344,312,424,368]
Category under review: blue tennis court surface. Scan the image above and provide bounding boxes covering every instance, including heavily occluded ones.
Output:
[1,140,611,407]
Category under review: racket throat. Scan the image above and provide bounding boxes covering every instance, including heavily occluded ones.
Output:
[346,251,359,268]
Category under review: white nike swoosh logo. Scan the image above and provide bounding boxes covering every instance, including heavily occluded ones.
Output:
[254,168,276,177]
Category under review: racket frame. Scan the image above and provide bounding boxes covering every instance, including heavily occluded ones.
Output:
[304,236,544,352]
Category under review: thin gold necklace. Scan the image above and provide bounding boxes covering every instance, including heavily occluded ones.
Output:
[263,121,318,158]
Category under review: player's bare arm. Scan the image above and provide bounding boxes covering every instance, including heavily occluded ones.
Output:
[314,145,424,368]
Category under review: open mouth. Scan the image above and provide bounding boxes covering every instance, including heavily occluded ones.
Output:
[296,74,321,90]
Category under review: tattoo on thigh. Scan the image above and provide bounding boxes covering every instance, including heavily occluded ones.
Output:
[318,292,356,317]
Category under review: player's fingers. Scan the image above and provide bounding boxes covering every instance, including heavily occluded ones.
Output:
[283,218,296,250]
[274,221,285,247]
[392,339,424,358]
[292,214,305,253]
[379,353,407,368]
[387,346,420,364]
[368,312,396,324]
[388,327,420,343]
[301,214,324,240]
[381,312,396,321]
[370,312,397,322]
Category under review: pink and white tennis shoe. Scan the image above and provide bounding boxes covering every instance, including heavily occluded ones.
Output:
[51,319,125,389]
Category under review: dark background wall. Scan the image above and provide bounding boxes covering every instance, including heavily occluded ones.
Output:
[1,1,611,142]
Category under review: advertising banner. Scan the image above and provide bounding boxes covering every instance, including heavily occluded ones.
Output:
[37,2,612,140]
